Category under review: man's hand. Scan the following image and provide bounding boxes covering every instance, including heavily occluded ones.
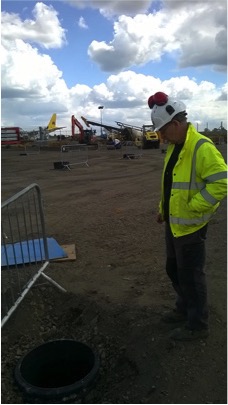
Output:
[156,213,164,224]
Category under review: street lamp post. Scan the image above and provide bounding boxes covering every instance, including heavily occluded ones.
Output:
[98,106,104,137]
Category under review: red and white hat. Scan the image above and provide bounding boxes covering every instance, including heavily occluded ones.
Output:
[148,92,186,131]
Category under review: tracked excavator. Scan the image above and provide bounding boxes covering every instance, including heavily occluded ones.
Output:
[71,115,98,148]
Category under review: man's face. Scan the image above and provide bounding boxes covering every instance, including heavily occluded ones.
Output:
[159,120,182,144]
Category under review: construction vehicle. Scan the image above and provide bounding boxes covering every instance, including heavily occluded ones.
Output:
[71,115,98,147]
[80,117,142,145]
[115,122,142,146]
[81,117,121,138]
[142,125,160,149]
[79,117,160,149]
[116,122,160,149]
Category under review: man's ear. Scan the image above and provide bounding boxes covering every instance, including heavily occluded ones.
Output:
[172,120,180,128]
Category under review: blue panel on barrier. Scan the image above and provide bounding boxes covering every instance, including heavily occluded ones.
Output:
[1,237,67,267]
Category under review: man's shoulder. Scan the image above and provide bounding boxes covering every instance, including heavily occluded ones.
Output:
[188,123,213,144]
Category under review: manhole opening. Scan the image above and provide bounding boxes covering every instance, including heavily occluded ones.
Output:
[15,340,100,399]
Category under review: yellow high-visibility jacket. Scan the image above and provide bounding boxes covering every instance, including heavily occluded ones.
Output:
[159,123,227,237]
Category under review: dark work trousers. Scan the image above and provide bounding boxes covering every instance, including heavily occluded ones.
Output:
[165,223,209,330]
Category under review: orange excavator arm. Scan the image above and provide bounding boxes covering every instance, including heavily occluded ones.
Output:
[71,115,84,142]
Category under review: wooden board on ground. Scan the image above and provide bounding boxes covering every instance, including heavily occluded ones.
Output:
[51,244,76,262]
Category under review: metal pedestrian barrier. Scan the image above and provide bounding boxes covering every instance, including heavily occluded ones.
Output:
[59,144,89,169]
[122,141,143,159]
[1,183,66,328]
[19,142,41,155]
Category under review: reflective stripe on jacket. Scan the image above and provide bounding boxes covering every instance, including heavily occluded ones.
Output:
[159,123,227,237]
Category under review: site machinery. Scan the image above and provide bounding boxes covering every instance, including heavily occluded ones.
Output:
[116,122,160,149]
[79,117,160,149]
[142,125,160,149]
[71,115,98,147]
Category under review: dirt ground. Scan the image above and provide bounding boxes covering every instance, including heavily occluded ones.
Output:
[1,143,227,404]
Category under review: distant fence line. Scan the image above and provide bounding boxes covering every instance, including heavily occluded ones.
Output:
[59,144,89,169]
[122,141,143,159]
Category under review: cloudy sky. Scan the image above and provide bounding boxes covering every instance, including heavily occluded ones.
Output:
[1,0,227,134]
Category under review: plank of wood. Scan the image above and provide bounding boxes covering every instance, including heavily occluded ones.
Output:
[51,244,76,262]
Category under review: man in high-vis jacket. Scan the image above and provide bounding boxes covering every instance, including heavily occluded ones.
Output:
[148,92,227,341]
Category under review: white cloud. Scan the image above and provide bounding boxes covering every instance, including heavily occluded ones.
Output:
[173,2,227,71]
[88,12,179,72]
[1,38,69,100]
[1,2,67,49]
[67,71,227,131]
[88,1,227,72]
[1,3,70,127]
[1,63,227,131]
[78,16,88,29]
